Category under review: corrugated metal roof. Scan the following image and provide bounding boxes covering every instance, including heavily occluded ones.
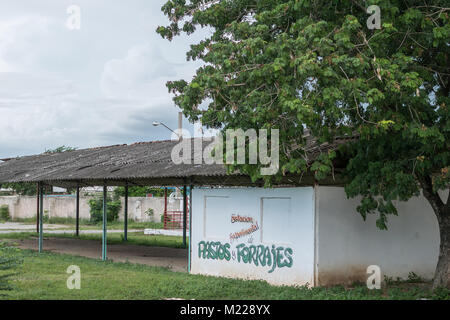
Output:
[0,134,356,187]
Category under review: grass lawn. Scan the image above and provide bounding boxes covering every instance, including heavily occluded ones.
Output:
[9,217,164,230]
[0,247,449,300]
[0,232,186,249]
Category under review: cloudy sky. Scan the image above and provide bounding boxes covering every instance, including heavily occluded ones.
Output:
[0,0,208,158]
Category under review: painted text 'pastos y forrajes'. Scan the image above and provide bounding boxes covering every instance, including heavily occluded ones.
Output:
[197,241,293,273]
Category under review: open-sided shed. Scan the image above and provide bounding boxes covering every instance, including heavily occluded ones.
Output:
[0,137,322,262]
[0,136,442,286]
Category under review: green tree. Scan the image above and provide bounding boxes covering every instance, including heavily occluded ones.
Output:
[0,182,37,196]
[44,145,77,154]
[158,1,450,287]
[113,186,167,198]
[88,194,122,224]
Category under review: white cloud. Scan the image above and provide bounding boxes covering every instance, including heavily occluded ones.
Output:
[0,0,204,157]
[101,44,177,100]
[0,16,54,73]
[0,72,76,100]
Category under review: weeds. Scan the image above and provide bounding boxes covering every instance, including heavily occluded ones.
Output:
[0,242,23,294]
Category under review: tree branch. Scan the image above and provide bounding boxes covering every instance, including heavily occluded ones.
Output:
[419,175,445,219]
[350,0,366,12]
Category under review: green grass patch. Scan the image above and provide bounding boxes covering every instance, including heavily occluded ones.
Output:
[1,248,448,300]
[0,232,186,249]
[10,217,164,230]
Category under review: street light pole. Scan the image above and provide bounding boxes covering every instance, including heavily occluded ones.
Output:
[152,121,180,139]
[153,112,183,140]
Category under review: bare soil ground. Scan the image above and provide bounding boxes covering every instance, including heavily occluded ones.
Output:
[10,237,188,272]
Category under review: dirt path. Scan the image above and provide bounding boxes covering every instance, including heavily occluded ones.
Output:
[9,237,188,272]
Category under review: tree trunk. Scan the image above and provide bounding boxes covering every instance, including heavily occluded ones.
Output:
[420,178,450,288]
[433,214,450,288]
[419,176,450,289]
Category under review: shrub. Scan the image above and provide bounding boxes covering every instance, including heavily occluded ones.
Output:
[0,205,10,221]
[407,272,424,283]
[161,213,169,224]
[89,195,121,223]
[145,208,154,218]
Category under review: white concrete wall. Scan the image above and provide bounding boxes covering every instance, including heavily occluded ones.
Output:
[316,186,444,286]
[117,196,181,222]
[0,195,181,222]
[190,187,315,286]
[0,196,35,220]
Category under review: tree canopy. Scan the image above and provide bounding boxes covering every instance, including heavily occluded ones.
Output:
[158,0,450,287]
[158,0,449,226]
